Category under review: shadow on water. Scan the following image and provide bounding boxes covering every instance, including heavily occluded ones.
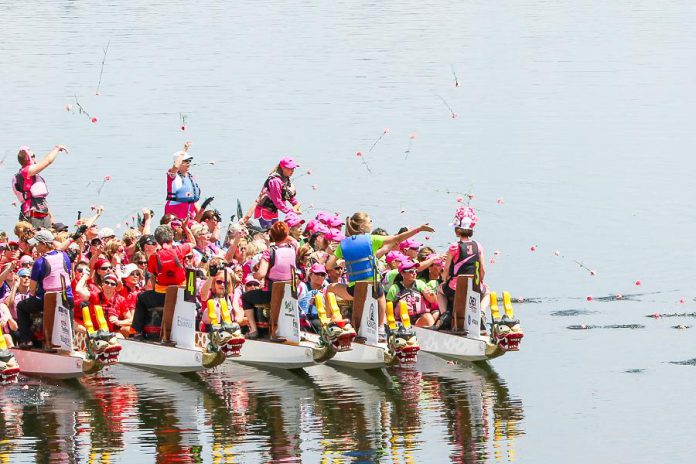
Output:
[0,358,525,463]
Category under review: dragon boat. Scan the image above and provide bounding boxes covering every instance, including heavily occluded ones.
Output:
[119,285,244,373]
[0,333,20,383]
[304,282,421,370]
[10,292,121,379]
[230,281,341,370]
[414,275,524,362]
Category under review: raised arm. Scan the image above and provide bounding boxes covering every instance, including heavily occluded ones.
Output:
[382,224,435,248]
[26,145,67,177]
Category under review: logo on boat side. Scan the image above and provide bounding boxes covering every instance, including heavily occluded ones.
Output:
[176,316,193,329]
[366,303,377,330]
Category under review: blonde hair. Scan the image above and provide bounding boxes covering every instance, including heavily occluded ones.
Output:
[104,239,124,259]
[244,240,267,261]
[14,221,34,241]
[54,231,69,243]
[121,228,141,247]
[345,212,371,236]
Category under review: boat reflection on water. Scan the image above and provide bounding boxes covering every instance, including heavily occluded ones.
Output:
[0,357,523,463]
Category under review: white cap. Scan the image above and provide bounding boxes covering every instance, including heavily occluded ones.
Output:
[98,227,115,240]
[122,263,139,277]
[172,151,193,163]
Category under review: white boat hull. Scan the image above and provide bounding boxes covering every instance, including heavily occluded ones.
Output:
[413,327,490,362]
[303,333,387,370]
[118,339,205,373]
[10,349,86,379]
[229,339,316,370]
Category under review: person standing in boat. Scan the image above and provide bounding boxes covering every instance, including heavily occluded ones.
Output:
[12,145,68,228]
[241,221,297,339]
[165,141,201,220]
[438,206,487,330]
[244,157,301,229]
[16,229,73,349]
[325,212,434,335]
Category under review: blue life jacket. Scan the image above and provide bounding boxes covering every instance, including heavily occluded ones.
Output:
[340,234,375,283]
[166,173,201,204]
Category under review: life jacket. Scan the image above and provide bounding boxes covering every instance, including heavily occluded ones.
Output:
[258,173,296,213]
[166,173,200,204]
[267,244,296,282]
[11,290,30,319]
[12,169,49,215]
[154,248,185,286]
[448,240,481,290]
[89,293,118,332]
[341,234,375,283]
[201,296,232,329]
[393,282,427,319]
[42,251,71,292]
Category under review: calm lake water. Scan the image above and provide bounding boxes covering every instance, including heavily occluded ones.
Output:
[2,0,696,462]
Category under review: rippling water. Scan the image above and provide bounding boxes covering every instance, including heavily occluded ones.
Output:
[3,0,696,462]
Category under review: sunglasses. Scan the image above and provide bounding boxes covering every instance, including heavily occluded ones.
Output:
[76,268,89,274]
[103,281,118,287]
[99,266,113,271]
[136,261,147,265]
[184,254,194,260]
[182,159,192,164]
[215,279,226,285]
[129,272,143,278]
[402,269,417,274]
[332,266,345,272]
[21,262,33,267]
[7,245,18,251]
[313,272,327,277]
[19,275,31,279]
[245,283,260,288]
[90,239,103,246]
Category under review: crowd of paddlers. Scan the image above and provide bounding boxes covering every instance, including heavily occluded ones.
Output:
[1,142,485,348]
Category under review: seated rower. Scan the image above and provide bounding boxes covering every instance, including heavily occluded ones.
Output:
[241,221,296,339]
[16,230,74,349]
[131,225,192,340]
[326,212,434,336]
[386,260,437,327]
[1,268,32,345]
[298,263,329,332]
[198,268,243,332]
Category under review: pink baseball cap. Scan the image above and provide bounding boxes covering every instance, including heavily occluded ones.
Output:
[399,239,423,251]
[398,260,418,273]
[244,275,260,285]
[309,263,327,275]
[386,250,407,264]
[327,215,345,228]
[315,211,331,225]
[284,212,305,228]
[304,219,321,235]
[313,223,330,235]
[428,254,445,266]
[325,228,346,242]
[279,157,300,169]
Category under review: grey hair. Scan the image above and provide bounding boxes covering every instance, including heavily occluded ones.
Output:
[154,225,174,245]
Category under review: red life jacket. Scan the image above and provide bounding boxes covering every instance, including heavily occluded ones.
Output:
[155,248,185,286]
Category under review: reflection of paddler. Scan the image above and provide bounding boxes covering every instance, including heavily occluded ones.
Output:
[241,222,296,339]
[243,157,301,230]
[326,212,434,334]
[132,225,192,340]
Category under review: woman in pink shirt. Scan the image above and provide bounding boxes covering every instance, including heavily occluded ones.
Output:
[245,157,301,230]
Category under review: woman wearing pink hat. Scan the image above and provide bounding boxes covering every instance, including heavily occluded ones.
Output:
[245,157,301,230]
[386,260,437,327]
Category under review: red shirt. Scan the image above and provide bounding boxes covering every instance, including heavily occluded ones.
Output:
[147,243,192,286]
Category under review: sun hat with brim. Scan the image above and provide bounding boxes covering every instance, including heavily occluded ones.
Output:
[122,263,140,278]
[279,157,299,169]
[398,260,419,273]
[98,227,115,240]
[27,230,55,246]
[327,216,345,228]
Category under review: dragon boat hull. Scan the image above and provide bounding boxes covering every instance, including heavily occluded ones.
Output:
[229,339,318,370]
[303,333,387,370]
[10,349,88,379]
[412,327,491,363]
[118,339,205,373]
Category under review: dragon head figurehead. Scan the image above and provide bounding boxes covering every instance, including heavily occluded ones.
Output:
[83,331,122,374]
[492,315,524,351]
[320,319,356,352]
[0,349,19,384]
[386,323,420,365]
[208,322,245,358]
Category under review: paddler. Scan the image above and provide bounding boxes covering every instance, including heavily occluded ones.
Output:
[16,229,74,349]
[198,267,243,332]
[241,221,296,339]
[298,263,329,332]
[385,260,437,327]
[437,206,487,331]
[131,225,192,340]
[165,141,201,220]
[12,145,68,228]
[244,157,301,229]
[326,212,434,339]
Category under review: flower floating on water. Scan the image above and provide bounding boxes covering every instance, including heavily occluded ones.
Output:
[554,250,560,256]
[181,125,186,131]
[679,297,686,304]
[356,151,363,157]
[494,250,500,256]
[586,296,593,302]
[383,128,390,134]
[400,208,406,214]
[311,184,318,190]
[306,169,312,175]
[590,270,597,276]
[451,112,458,119]
[104,175,111,181]
[530,245,537,252]
[635,280,641,286]
[409,133,417,140]
[490,258,496,264]
[496,197,505,204]
[90,204,97,210]
[91,117,98,123]
[467,193,475,200]
[456,196,464,203]
[615,294,623,300]
[651,312,661,318]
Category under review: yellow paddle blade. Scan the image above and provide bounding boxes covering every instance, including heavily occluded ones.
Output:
[386,301,397,331]
[490,291,501,321]
[207,299,220,325]
[219,298,233,325]
[399,301,412,329]
[0,334,7,350]
[503,291,514,318]
[326,292,343,322]
[315,293,330,325]
[94,305,109,332]
[82,307,96,334]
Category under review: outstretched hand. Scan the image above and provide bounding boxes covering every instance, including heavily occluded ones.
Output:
[418,224,435,233]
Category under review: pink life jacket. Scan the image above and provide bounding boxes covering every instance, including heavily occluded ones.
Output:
[394,282,427,319]
[267,244,296,282]
[42,251,70,292]
[11,290,30,319]
[12,169,49,215]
